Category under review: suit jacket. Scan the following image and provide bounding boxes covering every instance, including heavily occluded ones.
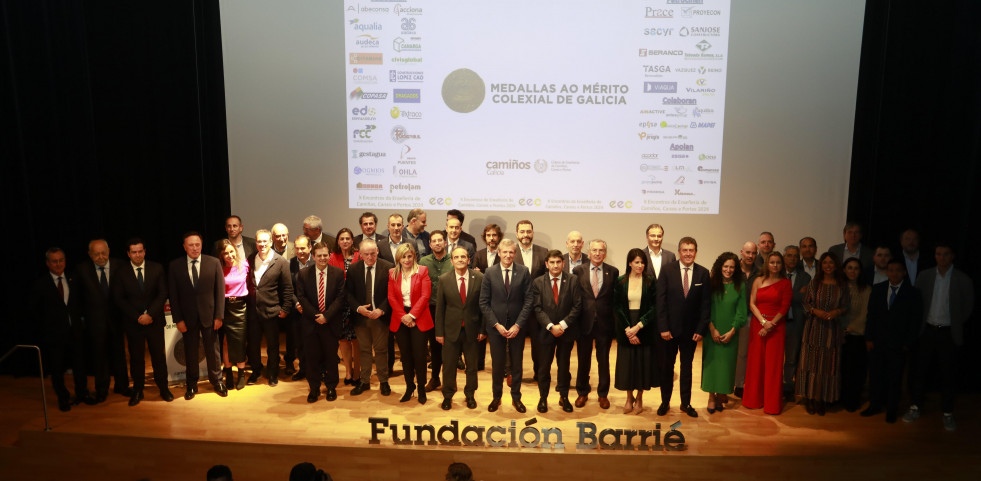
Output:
[112,261,168,328]
[642,248,677,280]
[865,281,922,350]
[167,255,225,328]
[435,269,484,342]
[75,258,125,329]
[562,253,588,276]
[30,272,83,342]
[572,262,620,338]
[353,233,383,249]
[212,236,257,260]
[310,234,338,255]
[829,242,874,269]
[479,263,534,332]
[785,267,812,324]
[295,264,346,337]
[861,266,889,287]
[531,272,581,337]
[514,244,548,279]
[459,231,477,249]
[915,266,974,346]
[613,274,658,344]
[345,258,394,327]
[474,247,500,273]
[378,237,398,264]
[273,243,295,260]
[387,266,434,332]
[246,252,293,318]
[290,257,315,310]
[656,261,712,338]
[445,238,477,266]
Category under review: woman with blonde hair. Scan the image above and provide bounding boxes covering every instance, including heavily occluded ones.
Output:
[387,243,434,403]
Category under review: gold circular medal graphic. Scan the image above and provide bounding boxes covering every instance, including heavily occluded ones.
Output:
[442,68,485,113]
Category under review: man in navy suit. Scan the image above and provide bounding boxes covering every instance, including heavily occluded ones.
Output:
[168,232,227,400]
[514,220,548,383]
[30,247,90,411]
[861,259,922,423]
[533,250,581,413]
[287,235,315,381]
[444,217,476,265]
[641,224,676,280]
[246,229,293,386]
[479,238,534,413]
[573,239,619,409]
[435,247,485,410]
[295,242,346,403]
[656,236,711,417]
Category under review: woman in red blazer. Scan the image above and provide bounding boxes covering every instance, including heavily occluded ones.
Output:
[328,228,362,386]
[387,243,433,404]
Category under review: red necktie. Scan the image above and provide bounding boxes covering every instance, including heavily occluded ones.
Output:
[318,270,326,312]
[504,268,510,292]
[683,267,690,298]
[459,276,467,326]
[552,277,559,305]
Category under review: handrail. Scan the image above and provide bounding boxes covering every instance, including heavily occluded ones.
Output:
[0,345,51,431]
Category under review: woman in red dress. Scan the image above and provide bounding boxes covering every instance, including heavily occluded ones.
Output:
[744,252,792,414]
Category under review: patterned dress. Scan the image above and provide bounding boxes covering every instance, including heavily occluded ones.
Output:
[795,280,850,402]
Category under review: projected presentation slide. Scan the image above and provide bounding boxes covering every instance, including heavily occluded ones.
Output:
[344,1,731,214]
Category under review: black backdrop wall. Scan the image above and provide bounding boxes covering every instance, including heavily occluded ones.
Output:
[3,1,979,386]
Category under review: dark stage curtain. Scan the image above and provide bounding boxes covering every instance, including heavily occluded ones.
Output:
[1,1,230,373]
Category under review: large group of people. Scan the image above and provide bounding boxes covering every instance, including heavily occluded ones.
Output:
[31,212,973,432]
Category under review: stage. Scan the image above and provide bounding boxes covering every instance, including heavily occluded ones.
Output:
[1,342,978,480]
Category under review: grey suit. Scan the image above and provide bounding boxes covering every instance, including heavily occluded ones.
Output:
[479,263,534,400]
[246,251,293,381]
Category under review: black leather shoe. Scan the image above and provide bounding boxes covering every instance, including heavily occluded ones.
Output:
[325,387,337,401]
[681,404,699,418]
[657,403,669,416]
[418,390,427,404]
[885,412,898,424]
[128,391,144,406]
[537,399,548,413]
[268,378,279,387]
[560,396,574,413]
[160,389,175,402]
[513,399,527,413]
[441,398,453,410]
[488,398,501,412]
[466,396,477,409]
[351,383,369,395]
[734,387,744,398]
[380,382,391,396]
[184,388,195,400]
[236,370,247,390]
[860,407,882,417]
[214,382,228,397]
[58,396,71,412]
[113,386,133,397]
[307,390,319,403]
[284,365,296,377]
[95,391,108,404]
[247,370,261,385]
[77,394,97,406]
[292,371,306,382]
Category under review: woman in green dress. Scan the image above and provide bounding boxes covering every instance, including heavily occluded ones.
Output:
[701,252,747,413]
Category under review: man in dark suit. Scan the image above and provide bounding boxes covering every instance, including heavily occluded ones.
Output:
[378,213,405,264]
[656,236,711,418]
[271,223,295,260]
[168,231,227,400]
[245,229,294,386]
[446,209,477,248]
[753,231,776,270]
[861,259,922,423]
[829,221,874,267]
[781,245,812,401]
[76,239,130,402]
[287,235,315,381]
[899,228,932,286]
[435,247,485,410]
[862,244,893,286]
[479,239,534,413]
[302,215,337,254]
[211,215,257,260]
[30,247,91,411]
[472,223,502,371]
[419,231,453,392]
[352,212,384,247]
[904,243,975,431]
[295,242,346,403]
[514,219,548,382]
[533,250,581,413]
[112,238,172,405]
[346,238,394,396]
[572,239,619,410]
[641,224,677,280]
[445,218,476,265]
[563,231,587,275]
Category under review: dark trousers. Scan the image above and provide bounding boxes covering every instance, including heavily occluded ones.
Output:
[182,322,222,385]
[388,332,397,374]
[125,322,168,392]
[246,310,264,373]
[426,305,442,381]
[394,323,427,391]
[782,315,806,392]
[660,336,697,407]
[575,330,612,397]
[88,317,130,393]
[255,314,281,380]
[477,338,487,370]
[911,326,958,413]
[840,334,868,410]
[868,346,906,414]
[303,322,339,392]
[440,327,478,400]
[528,322,542,380]
[539,331,575,398]
[45,330,88,400]
[280,315,300,371]
[354,318,390,384]
[488,329,526,400]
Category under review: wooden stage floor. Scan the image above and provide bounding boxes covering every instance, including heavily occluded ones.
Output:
[1,341,978,480]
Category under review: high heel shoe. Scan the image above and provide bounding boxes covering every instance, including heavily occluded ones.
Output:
[418,386,427,404]
[400,384,415,403]
[707,398,717,414]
